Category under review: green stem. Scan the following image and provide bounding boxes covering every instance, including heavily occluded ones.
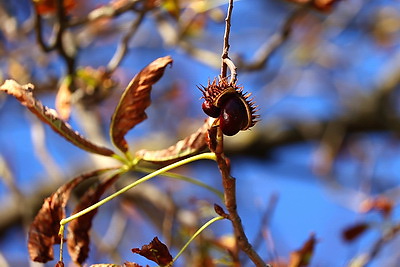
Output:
[170,216,225,266]
[59,152,216,227]
[59,224,65,262]
[135,166,224,200]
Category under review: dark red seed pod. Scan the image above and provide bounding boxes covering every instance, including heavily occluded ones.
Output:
[202,100,221,118]
[220,96,249,136]
[199,78,258,136]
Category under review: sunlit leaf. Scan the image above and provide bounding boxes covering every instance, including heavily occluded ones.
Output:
[67,174,120,265]
[342,222,370,242]
[162,0,180,18]
[110,56,173,153]
[75,66,116,106]
[359,195,394,218]
[135,118,212,164]
[28,168,113,263]
[288,233,317,267]
[0,80,115,157]
[55,77,72,121]
[132,237,173,266]
[313,0,338,12]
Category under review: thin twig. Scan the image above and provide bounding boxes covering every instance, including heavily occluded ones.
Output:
[223,57,237,85]
[252,194,279,254]
[34,0,77,81]
[211,126,268,266]
[212,1,269,266]
[68,0,141,27]
[55,0,76,78]
[34,13,56,52]
[237,5,308,71]
[220,0,234,78]
[106,10,146,74]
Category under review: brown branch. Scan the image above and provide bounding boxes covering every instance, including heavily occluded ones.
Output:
[55,0,76,78]
[106,9,146,74]
[68,0,141,27]
[209,126,268,266]
[224,57,237,85]
[220,0,234,78]
[34,13,56,52]
[353,223,400,266]
[209,2,268,266]
[34,0,77,81]
[237,5,309,71]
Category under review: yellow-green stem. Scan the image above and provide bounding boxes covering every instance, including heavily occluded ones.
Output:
[59,224,65,262]
[170,216,225,265]
[135,166,224,200]
[59,152,216,228]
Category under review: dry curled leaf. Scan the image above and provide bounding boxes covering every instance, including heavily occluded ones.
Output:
[342,222,370,242]
[288,233,317,267]
[132,237,173,266]
[110,56,173,153]
[0,80,115,157]
[28,168,113,263]
[55,261,65,267]
[135,118,212,164]
[67,174,120,265]
[90,263,146,267]
[359,196,394,218]
[55,77,72,121]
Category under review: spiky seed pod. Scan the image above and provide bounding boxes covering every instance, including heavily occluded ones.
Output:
[199,78,258,136]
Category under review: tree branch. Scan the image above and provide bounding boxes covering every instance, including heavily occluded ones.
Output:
[220,0,234,79]
[210,1,269,266]
[236,5,309,71]
[106,9,146,74]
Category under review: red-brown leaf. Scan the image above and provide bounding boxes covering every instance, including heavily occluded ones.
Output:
[288,233,317,267]
[284,0,339,12]
[342,222,370,242]
[135,118,212,164]
[67,174,120,265]
[132,237,172,266]
[359,195,394,218]
[0,80,115,157]
[34,0,76,15]
[28,168,113,263]
[90,263,146,267]
[110,56,173,153]
[55,261,65,267]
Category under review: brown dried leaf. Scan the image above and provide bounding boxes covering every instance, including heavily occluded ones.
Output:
[67,174,120,265]
[342,222,370,242]
[34,0,76,15]
[90,265,122,267]
[359,196,394,218]
[55,261,64,267]
[132,237,173,266]
[110,56,173,153]
[313,0,338,12]
[288,233,317,267]
[135,118,212,164]
[0,80,115,157]
[28,168,112,263]
[55,78,72,121]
